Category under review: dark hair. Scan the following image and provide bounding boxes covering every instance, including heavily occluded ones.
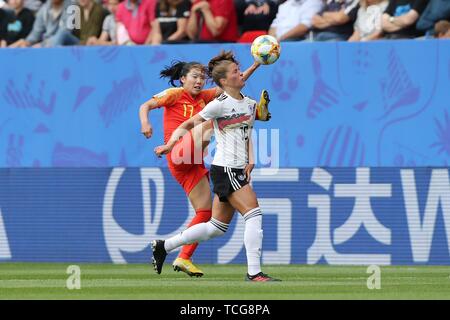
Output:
[435,20,450,38]
[207,50,239,87]
[160,61,206,87]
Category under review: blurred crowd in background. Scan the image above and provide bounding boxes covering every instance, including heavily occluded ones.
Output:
[0,0,449,48]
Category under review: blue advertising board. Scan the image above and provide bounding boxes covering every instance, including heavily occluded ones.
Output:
[0,40,449,168]
[0,167,449,265]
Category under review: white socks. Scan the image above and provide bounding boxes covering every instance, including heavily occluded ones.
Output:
[164,218,228,253]
[163,206,264,277]
[243,207,263,276]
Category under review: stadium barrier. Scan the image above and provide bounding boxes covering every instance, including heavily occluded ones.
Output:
[0,40,449,167]
[0,167,449,264]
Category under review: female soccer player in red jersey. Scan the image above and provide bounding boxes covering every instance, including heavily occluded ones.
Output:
[138,59,270,277]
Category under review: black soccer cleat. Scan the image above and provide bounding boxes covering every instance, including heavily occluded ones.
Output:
[245,272,282,282]
[151,240,167,274]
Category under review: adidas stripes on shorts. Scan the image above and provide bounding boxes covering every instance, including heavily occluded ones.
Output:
[209,164,249,202]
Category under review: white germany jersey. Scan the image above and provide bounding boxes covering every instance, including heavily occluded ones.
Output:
[199,92,256,169]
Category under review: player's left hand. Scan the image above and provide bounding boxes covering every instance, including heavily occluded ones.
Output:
[154,145,171,157]
[141,122,153,139]
[244,164,255,182]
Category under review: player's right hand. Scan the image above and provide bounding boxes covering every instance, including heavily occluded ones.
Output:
[154,145,171,157]
[141,122,153,139]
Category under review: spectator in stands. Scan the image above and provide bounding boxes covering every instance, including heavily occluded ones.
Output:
[310,0,360,41]
[86,0,121,45]
[149,0,191,44]
[0,0,34,47]
[52,0,107,45]
[381,0,429,39]
[268,0,323,41]
[0,0,35,47]
[115,0,156,45]
[9,0,71,47]
[235,0,279,33]
[434,19,450,38]
[348,0,388,41]
[186,0,239,42]
[416,0,450,37]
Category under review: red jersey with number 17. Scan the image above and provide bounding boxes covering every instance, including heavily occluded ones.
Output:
[153,87,217,143]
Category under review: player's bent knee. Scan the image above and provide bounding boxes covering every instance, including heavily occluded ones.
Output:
[205,218,229,239]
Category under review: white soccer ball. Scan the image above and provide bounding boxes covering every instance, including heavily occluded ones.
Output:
[250,35,281,65]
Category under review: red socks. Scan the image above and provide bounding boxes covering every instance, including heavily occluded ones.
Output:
[178,209,212,260]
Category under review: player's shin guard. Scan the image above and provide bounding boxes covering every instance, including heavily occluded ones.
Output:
[179,209,212,260]
[243,207,263,276]
[164,217,228,253]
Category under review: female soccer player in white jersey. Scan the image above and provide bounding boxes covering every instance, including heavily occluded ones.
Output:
[152,51,280,282]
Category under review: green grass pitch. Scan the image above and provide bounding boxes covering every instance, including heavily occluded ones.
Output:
[0,263,449,299]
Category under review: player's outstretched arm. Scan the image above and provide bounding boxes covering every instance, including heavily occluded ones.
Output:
[242,61,261,82]
[139,98,160,139]
[154,113,207,156]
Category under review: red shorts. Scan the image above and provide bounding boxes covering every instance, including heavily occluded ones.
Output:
[166,131,209,195]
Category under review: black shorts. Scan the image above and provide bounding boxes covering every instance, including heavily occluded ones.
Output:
[209,165,249,202]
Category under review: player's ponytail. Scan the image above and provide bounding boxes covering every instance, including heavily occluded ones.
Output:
[160,61,206,87]
[208,50,238,88]
[160,61,186,87]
